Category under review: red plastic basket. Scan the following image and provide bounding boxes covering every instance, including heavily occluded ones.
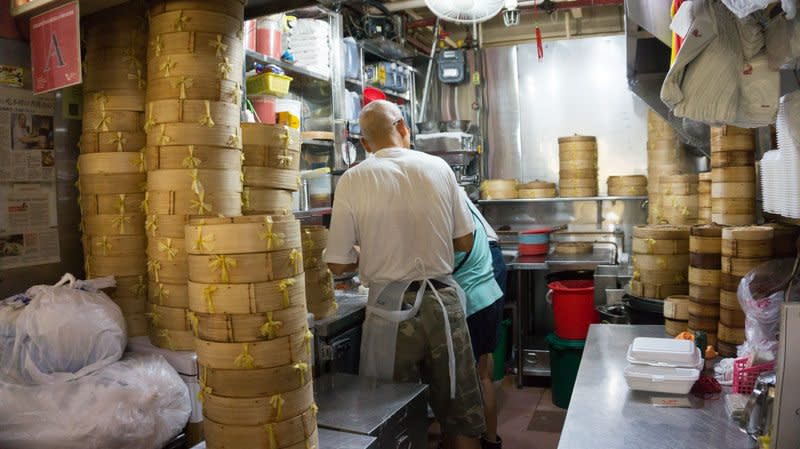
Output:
[732,357,776,394]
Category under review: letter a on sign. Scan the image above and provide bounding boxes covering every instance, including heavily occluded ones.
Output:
[30,1,81,94]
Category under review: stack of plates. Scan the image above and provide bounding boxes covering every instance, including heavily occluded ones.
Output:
[760,150,780,215]
[776,92,800,218]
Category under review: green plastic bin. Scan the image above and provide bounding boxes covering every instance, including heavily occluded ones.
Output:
[547,332,585,409]
[492,319,512,381]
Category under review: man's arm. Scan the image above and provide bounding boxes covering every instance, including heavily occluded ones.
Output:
[324,176,360,275]
[453,232,474,252]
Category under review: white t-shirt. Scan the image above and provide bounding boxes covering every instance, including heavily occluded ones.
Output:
[461,187,498,242]
[325,147,474,284]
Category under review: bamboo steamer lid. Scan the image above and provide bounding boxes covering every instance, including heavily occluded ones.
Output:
[608,184,647,197]
[721,256,770,277]
[711,135,756,152]
[195,306,308,343]
[688,267,720,287]
[78,152,144,175]
[518,181,554,189]
[84,214,146,236]
[518,187,557,199]
[633,269,688,285]
[633,225,690,240]
[633,254,689,271]
[79,173,146,195]
[242,124,301,151]
[629,280,688,299]
[699,209,712,225]
[148,255,189,284]
[688,314,718,332]
[711,182,756,198]
[689,284,720,304]
[86,234,146,257]
[146,123,242,149]
[632,237,689,255]
[720,307,746,327]
[82,110,143,133]
[80,131,147,154]
[480,179,518,196]
[558,135,597,144]
[148,30,243,60]
[149,281,190,308]
[195,329,311,370]
[711,199,755,215]
[146,76,241,104]
[712,214,755,226]
[718,322,745,344]
[149,9,243,36]
[109,275,148,300]
[147,189,243,216]
[83,90,146,113]
[126,313,149,337]
[147,168,243,193]
[712,167,755,183]
[664,318,688,337]
[146,145,242,170]
[243,188,294,214]
[720,273,742,292]
[690,224,722,243]
[243,166,300,192]
[243,145,301,171]
[111,296,147,315]
[721,225,774,242]
[146,303,191,331]
[188,249,303,284]
[199,358,313,399]
[720,289,740,310]
[80,192,146,216]
[87,254,147,277]
[559,178,597,189]
[688,301,720,318]
[185,214,300,255]
[204,407,316,449]
[146,214,190,239]
[147,52,243,81]
[663,295,690,320]
[711,151,755,168]
[188,274,306,314]
[146,99,240,128]
[689,253,721,269]
[559,187,598,198]
[559,159,597,170]
[147,236,187,261]
[554,242,593,255]
[203,381,314,426]
[149,327,195,351]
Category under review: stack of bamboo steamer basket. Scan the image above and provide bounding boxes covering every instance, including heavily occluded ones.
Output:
[480,179,518,200]
[660,174,699,226]
[558,136,598,197]
[630,225,690,299]
[78,3,148,337]
[718,226,774,356]
[711,126,756,226]
[688,224,723,347]
[698,172,712,224]
[647,110,687,224]
[241,124,301,213]
[144,0,245,349]
[663,295,690,336]
[302,226,336,319]
[518,181,556,199]
[607,175,647,197]
[185,215,318,449]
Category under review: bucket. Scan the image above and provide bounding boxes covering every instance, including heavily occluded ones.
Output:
[244,20,257,52]
[248,96,277,124]
[547,333,585,409]
[547,279,598,340]
[256,17,282,59]
[492,319,512,381]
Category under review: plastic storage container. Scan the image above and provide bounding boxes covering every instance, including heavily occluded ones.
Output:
[246,72,293,96]
[307,173,332,208]
[547,333,585,409]
[248,95,277,124]
[256,17,282,59]
[624,365,700,394]
[244,20,257,52]
[626,337,702,368]
[343,37,360,80]
[275,98,302,120]
[548,280,598,340]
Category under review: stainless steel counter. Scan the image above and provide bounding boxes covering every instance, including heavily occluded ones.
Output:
[316,291,367,337]
[558,325,757,449]
[191,430,378,449]
[505,248,616,271]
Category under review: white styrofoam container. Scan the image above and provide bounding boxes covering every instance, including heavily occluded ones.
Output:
[626,337,702,368]
[624,365,700,394]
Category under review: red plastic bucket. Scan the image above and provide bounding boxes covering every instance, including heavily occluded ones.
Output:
[548,280,598,340]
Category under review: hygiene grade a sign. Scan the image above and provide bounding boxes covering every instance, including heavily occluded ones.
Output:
[30,1,81,95]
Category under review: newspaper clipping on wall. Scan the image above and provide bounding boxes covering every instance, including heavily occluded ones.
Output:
[0,87,59,269]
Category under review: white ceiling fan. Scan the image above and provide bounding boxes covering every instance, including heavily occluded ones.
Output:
[423,0,506,24]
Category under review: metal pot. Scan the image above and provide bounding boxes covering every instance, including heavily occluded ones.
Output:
[415,121,439,134]
[597,304,630,324]
[442,120,471,132]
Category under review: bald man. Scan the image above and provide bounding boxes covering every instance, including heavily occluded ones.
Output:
[326,101,486,449]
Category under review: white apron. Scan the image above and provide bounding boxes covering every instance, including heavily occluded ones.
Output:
[360,269,466,399]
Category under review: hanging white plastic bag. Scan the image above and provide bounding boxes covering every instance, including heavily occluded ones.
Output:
[721,0,772,18]
[0,353,191,449]
[1,273,125,384]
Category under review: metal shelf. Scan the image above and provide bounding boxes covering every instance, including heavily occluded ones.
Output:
[246,50,330,83]
[479,196,648,204]
[345,78,363,88]
[293,207,332,219]
[302,139,334,147]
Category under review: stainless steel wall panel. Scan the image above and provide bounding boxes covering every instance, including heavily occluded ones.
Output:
[483,46,522,180]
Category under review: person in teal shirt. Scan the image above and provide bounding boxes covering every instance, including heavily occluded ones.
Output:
[453,190,504,449]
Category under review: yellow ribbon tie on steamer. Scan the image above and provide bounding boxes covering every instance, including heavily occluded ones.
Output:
[96,235,112,256]
[130,275,146,298]
[656,257,667,270]
[193,226,215,251]
[188,311,199,336]
[259,216,285,250]
[304,329,313,356]
[277,151,293,168]
[294,362,309,385]
[151,35,163,57]
[95,112,112,131]
[158,124,172,145]
[264,424,277,449]
[217,57,233,79]
[230,81,242,105]
[144,103,156,133]
[173,10,190,31]
[234,343,255,369]
[269,394,285,420]
[209,34,228,58]
[116,194,127,215]
[310,403,319,417]
[259,311,283,339]
[140,192,150,214]
[159,56,176,77]
[277,278,296,308]
[210,255,237,282]
[158,238,178,261]
[674,273,686,283]
[147,308,162,327]
[128,68,146,89]
[112,214,131,234]
[303,229,315,250]
[148,259,162,283]
[197,366,212,404]
[159,329,175,351]
[182,145,201,169]
[94,91,108,111]
[226,127,241,147]
[203,285,217,312]
[133,150,146,173]
[146,214,159,237]
[645,238,656,249]
[192,190,213,214]
[155,283,169,305]
[289,249,302,274]
[198,101,215,128]
[189,169,203,194]
[111,132,127,152]
[173,76,193,100]
[241,189,250,211]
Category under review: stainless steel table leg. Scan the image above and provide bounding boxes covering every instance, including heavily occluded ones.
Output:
[516,271,525,389]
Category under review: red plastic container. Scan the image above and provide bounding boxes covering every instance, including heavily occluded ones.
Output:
[256,18,282,59]
[733,357,776,394]
[363,86,387,105]
[249,96,277,124]
[244,20,257,51]
[548,280,598,340]
[518,243,549,256]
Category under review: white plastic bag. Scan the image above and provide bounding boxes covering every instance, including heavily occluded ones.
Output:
[0,353,191,449]
[721,0,772,18]
[1,274,126,384]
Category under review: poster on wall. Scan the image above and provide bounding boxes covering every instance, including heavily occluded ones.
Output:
[30,1,81,94]
[0,86,59,269]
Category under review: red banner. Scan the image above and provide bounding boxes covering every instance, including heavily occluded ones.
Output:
[30,1,81,94]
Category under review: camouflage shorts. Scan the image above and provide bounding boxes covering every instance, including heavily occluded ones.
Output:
[394,287,486,438]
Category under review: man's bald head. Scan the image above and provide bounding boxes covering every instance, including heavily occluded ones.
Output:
[359,100,410,152]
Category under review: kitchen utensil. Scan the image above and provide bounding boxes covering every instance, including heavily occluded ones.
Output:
[415,121,439,133]
[442,119,471,132]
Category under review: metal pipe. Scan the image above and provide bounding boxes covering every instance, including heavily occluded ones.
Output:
[418,18,440,122]
[385,0,426,11]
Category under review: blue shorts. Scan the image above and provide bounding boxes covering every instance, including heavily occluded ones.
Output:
[467,297,504,359]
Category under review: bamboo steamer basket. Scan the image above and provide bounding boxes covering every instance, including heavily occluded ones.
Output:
[632,254,689,271]
[80,131,147,154]
[633,225,690,240]
[689,284,720,304]
[147,256,189,284]
[689,253,721,270]
[147,236,187,261]
[688,314,718,333]
[198,358,313,399]
[659,214,699,227]
[84,214,146,236]
[660,175,698,195]
[243,188,294,214]
[242,124,301,151]
[518,187,557,199]
[86,234,146,256]
[149,0,245,19]
[711,199,755,215]
[688,267,720,287]
[146,99,240,128]
[664,318,688,337]
[480,179,518,200]
[87,254,147,277]
[203,381,314,426]
[712,167,755,183]
[204,408,316,449]
[712,213,756,226]
[79,173,146,195]
[699,208,712,224]
[149,327,195,351]
[147,31,243,60]
[718,322,745,344]
[633,269,687,285]
[688,301,720,319]
[83,90,146,113]
[553,242,594,255]
[721,256,771,277]
[698,172,712,187]
[711,135,756,152]
[720,307,746,327]
[187,248,303,284]
[188,274,306,314]
[301,226,328,250]
[80,192,146,216]
[149,281,190,308]
[146,303,191,331]
[146,76,241,104]
[243,145,301,171]
[721,226,774,257]
[83,52,144,73]
[607,175,647,196]
[147,53,243,81]
[662,194,699,211]
[302,250,325,271]
[711,125,756,138]
[82,110,143,132]
[145,145,242,170]
[559,187,598,198]
[629,280,688,299]
[195,306,308,343]
[78,152,144,175]
[711,182,756,198]
[558,135,597,149]
[720,273,742,292]
[83,69,146,92]
[764,223,800,257]
[711,151,755,168]
[146,214,189,239]
[632,237,689,255]
[663,295,690,320]
[308,298,337,320]
[720,289,740,310]
[185,214,300,255]
[146,123,242,149]
[699,195,711,209]
[690,224,722,250]
[243,167,300,192]
[83,30,146,54]
[717,341,737,357]
[195,330,311,370]
[559,177,597,189]
[149,10,243,36]
[559,169,597,180]
[111,296,147,315]
[109,275,148,300]
[147,169,243,193]
[559,159,597,170]
[126,313,149,337]
[305,268,334,300]
[147,189,243,216]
